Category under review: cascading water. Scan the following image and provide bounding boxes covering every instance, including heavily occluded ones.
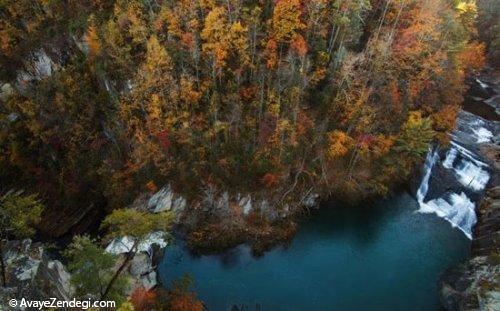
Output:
[416,79,496,239]
[416,149,478,239]
[416,149,440,204]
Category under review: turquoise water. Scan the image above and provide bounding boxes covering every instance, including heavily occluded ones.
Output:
[158,193,470,310]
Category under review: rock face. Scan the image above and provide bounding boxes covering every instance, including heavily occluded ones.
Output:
[439,186,500,311]
[105,235,168,294]
[0,239,73,310]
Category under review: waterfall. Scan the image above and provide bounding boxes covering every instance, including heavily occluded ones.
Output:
[442,148,458,169]
[415,107,493,239]
[473,127,493,143]
[415,148,476,239]
[416,148,440,204]
[416,144,484,239]
[418,191,476,239]
[454,160,490,191]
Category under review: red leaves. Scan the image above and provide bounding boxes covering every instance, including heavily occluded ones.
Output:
[358,134,375,147]
[156,129,170,151]
[261,172,280,188]
[258,113,278,144]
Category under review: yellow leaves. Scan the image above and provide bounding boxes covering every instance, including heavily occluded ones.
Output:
[455,1,477,16]
[144,35,172,73]
[407,111,424,126]
[271,0,305,43]
[327,130,353,159]
[267,92,281,116]
[228,21,250,66]
[373,135,395,157]
[125,3,148,44]
[201,7,249,71]
[180,75,202,106]
[201,7,229,68]
[163,8,182,37]
[147,94,162,121]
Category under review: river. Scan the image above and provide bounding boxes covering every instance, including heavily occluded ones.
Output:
[158,193,470,310]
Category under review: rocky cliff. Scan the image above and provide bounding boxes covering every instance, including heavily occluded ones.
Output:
[439,186,500,310]
[438,70,500,311]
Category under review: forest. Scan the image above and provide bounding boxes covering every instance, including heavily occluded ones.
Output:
[0,0,497,309]
[0,0,486,223]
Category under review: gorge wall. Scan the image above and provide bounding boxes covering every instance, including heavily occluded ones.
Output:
[438,72,499,310]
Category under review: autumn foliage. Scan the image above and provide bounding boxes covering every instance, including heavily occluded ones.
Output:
[0,0,486,223]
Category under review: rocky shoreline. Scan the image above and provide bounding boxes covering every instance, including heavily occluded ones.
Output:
[439,186,500,311]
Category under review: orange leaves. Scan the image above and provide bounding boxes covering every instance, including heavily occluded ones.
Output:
[327,130,353,159]
[458,41,485,74]
[389,80,402,114]
[167,276,204,311]
[431,104,459,143]
[169,293,204,311]
[85,25,101,58]
[295,110,313,136]
[290,34,308,57]
[180,32,195,49]
[432,104,459,132]
[372,135,395,157]
[266,38,279,69]
[145,181,158,192]
[130,287,158,311]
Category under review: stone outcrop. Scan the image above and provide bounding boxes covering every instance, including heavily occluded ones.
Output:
[105,233,168,294]
[126,184,319,256]
[0,239,73,310]
[439,186,500,310]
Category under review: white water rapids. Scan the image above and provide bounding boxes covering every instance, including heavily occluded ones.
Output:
[416,95,495,239]
[417,149,478,239]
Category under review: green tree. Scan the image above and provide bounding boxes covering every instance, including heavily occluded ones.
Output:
[395,111,435,160]
[64,235,129,304]
[0,191,43,286]
[100,209,174,299]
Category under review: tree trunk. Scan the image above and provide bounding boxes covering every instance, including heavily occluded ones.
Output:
[101,242,138,300]
[0,240,6,287]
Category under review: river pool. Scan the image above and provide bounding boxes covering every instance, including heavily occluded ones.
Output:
[158,192,470,311]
